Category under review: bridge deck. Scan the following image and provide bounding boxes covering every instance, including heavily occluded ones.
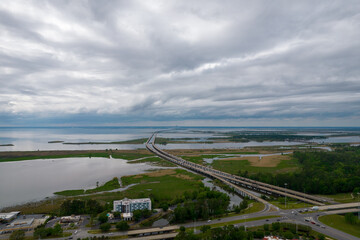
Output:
[146,134,326,206]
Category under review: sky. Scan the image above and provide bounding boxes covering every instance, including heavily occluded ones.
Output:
[0,0,359,127]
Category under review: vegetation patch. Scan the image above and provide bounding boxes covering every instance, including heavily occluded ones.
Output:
[319,214,360,238]
[245,146,360,195]
[54,189,85,196]
[85,177,120,194]
[318,192,360,203]
[224,154,290,167]
[207,215,279,228]
[269,199,313,209]
[128,156,176,167]
[211,157,299,175]
[54,178,120,196]
[0,149,153,162]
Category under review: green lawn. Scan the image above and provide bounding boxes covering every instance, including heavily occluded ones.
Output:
[319,214,360,238]
[211,157,300,175]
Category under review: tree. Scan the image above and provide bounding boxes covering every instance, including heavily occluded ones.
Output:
[113,211,121,219]
[133,210,143,222]
[200,225,211,233]
[263,224,270,231]
[283,231,294,239]
[116,221,129,231]
[160,202,169,212]
[272,222,280,231]
[353,187,360,198]
[99,223,111,232]
[10,230,25,240]
[98,213,108,224]
[53,224,63,236]
[318,234,326,240]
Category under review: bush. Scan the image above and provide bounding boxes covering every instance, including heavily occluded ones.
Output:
[98,213,108,224]
[99,223,111,232]
[10,230,25,240]
[283,231,294,239]
[160,202,169,211]
[116,221,129,231]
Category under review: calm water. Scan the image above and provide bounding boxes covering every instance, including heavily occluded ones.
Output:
[0,157,160,209]
[1,127,359,151]
[202,178,243,208]
[311,136,360,143]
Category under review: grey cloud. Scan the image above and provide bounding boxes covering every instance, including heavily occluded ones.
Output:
[0,0,359,126]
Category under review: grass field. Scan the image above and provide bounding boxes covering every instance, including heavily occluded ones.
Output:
[211,156,299,175]
[0,149,154,162]
[54,177,120,196]
[181,155,230,164]
[318,192,360,203]
[204,215,280,228]
[269,200,313,209]
[319,214,360,238]
[128,156,176,167]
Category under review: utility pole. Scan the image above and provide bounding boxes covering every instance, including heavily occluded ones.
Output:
[284,183,288,209]
[358,192,360,220]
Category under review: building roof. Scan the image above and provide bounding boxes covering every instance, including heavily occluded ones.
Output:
[0,212,20,220]
[10,218,34,227]
[122,213,133,218]
[115,198,151,205]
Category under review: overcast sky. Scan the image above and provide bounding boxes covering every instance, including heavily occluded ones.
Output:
[0,0,359,126]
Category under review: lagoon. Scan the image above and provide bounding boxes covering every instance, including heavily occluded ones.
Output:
[0,157,159,209]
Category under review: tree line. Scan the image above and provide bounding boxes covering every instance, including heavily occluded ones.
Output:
[60,199,104,216]
[172,187,230,223]
[239,146,360,194]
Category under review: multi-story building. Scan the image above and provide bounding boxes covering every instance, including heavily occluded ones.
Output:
[113,198,151,220]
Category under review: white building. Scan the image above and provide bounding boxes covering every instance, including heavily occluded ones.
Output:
[113,198,151,220]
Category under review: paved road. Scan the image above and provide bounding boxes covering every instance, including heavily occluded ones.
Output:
[2,207,358,240]
[45,207,359,240]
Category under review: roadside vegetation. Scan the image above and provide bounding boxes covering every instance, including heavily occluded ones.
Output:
[319,214,360,238]
[176,221,325,240]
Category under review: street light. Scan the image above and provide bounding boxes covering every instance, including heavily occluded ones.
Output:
[284,183,288,209]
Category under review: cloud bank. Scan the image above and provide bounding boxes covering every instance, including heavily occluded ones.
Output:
[0,0,359,126]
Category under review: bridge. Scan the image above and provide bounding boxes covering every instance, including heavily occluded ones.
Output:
[146,134,327,206]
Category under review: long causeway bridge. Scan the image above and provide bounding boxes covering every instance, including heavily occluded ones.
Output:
[146,134,327,206]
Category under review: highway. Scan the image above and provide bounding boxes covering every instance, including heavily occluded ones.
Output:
[145,133,326,206]
[48,207,360,240]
